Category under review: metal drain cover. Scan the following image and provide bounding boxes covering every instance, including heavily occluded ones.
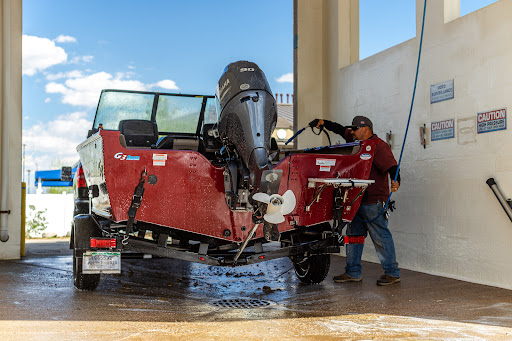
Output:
[211,298,272,309]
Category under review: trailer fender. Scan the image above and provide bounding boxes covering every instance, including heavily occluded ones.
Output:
[73,214,102,251]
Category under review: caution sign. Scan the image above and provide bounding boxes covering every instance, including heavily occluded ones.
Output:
[477,108,507,134]
[431,119,454,141]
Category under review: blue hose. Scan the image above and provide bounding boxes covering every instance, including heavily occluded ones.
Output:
[355,0,427,223]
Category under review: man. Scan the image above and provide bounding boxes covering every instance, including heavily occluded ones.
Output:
[310,116,401,286]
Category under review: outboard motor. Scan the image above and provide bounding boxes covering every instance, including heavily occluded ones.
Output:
[216,61,279,210]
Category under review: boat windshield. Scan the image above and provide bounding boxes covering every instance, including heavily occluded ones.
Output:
[93,90,217,134]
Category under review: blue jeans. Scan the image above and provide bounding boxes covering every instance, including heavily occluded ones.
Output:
[345,201,400,278]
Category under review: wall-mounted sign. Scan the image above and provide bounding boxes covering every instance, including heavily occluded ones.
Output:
[430,79,454,104]
[477,108,507,134]
[431,119,455,141]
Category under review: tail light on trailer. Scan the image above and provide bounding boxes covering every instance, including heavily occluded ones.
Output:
[344,236,365,244]
[90,238,117,249]
[77,166,87,189]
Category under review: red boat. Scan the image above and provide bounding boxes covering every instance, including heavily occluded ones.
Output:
[71,61,375,290]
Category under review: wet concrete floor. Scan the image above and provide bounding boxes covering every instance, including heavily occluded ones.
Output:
[0,239,512,340]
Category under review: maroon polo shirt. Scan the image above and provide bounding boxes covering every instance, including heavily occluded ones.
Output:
[344,132,397,204]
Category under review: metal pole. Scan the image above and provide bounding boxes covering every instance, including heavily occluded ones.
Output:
[486,178,512,223]
[233,223,260,264]
[27,170,31,194]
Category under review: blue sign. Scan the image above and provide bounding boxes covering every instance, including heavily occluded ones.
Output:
[431,80,454,104]
[431,119,455,141]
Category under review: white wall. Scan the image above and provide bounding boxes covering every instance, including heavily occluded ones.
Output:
[0,0,22,260]
[26,193,74,238]
[297,0,512,289]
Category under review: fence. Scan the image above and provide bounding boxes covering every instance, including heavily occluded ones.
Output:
[26,193,74,237]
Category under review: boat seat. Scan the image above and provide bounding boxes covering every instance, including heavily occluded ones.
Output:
[118,120,158,148]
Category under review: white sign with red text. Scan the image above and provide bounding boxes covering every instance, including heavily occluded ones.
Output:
[431,119,454,141]
[477,108,507,134]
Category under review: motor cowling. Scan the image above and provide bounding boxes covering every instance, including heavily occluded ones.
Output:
[216,61,277,185]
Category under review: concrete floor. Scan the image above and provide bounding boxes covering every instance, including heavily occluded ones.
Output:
[0,239,511,340]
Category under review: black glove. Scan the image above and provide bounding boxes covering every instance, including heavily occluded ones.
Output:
[308,119,320,128]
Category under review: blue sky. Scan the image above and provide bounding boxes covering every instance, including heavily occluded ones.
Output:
[22,0,498,177]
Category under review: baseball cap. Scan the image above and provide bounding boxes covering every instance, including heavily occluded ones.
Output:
[350,115,373,130]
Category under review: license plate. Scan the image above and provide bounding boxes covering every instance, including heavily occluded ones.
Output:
[83,252,121,274]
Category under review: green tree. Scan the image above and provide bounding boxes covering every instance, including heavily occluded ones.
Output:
[47,187,72,194]
[26,205,48,238]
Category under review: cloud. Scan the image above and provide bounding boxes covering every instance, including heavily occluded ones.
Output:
[23,111,92,171]
[54,35,77,43]
[151,80,179,90]
[44,98,51,103]
[23,35,68,76]
[46,71,148,107]
[69,55,94,64]
[46,71,180,107]
[276,73,293,83]
[45,70,85,81]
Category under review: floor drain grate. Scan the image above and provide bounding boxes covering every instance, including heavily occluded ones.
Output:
[211,298,272,309]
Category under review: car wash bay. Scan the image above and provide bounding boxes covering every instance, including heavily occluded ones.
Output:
[0,240,511,340]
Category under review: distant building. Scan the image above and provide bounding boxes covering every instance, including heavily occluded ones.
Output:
[273,94,294,148]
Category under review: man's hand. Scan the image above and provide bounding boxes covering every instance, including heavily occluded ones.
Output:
[391,180,400,192]
[308,119,324,128]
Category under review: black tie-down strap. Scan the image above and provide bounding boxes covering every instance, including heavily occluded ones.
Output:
[126,170,147,235]
[332,187,344,233]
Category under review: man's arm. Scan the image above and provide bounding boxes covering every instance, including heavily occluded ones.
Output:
[322,120,349,137]
[309,119,352,141]
[387,165,401,192]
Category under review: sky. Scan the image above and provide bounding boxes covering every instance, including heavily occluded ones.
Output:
[22,0,498,182]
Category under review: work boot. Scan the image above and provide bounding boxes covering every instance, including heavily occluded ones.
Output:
[333,273,362,283]
[376,274,401,286]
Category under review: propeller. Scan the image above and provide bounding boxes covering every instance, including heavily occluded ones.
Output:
[253,190,296,224]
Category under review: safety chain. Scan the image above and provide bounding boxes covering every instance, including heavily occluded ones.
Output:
[332,187,344,233]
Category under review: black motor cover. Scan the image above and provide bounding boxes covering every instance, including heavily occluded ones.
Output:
[216,61,277,180]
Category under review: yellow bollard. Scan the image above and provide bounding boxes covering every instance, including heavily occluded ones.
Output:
[21,182,26,257]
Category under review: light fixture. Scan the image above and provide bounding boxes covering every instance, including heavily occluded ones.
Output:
[277,129,287,139]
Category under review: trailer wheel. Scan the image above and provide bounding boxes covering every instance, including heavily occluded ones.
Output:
[73,249,100,291]
[293,254,330,284]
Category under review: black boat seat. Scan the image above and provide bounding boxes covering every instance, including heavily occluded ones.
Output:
[118,120,158,148]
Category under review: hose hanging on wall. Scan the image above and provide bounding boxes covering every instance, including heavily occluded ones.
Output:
[355,0,428,223]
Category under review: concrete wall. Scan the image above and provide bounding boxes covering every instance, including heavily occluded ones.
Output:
[0,0,22,259]
[297,0,512,289]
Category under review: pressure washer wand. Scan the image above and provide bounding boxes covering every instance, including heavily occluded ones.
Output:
[285,126,307,145]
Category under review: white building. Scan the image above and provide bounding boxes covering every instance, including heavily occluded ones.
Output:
[296,0,512,289]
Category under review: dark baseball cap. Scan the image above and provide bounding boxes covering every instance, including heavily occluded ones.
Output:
[349,115,373,130]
